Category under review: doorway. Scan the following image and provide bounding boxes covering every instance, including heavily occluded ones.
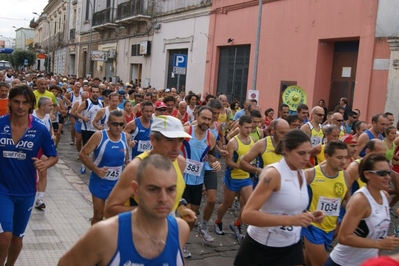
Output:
[328,41,359,111]
[131,64,142,85]
[166,49,188,92]
[216,45,250,106]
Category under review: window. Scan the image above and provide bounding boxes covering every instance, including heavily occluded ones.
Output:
[131,44,140,56]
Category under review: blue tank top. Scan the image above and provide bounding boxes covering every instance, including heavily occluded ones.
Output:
[130,118,152,159]
[181,126,210,185]
[204,122,220,171]
[90,130,128,181]
[108,212,184,266]
[359,130,383,157]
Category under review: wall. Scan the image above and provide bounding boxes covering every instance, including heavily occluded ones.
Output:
[151,13,209,93]
[206,0,387,121]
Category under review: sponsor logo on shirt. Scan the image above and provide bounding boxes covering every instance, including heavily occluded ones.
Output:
[3,151,27,160]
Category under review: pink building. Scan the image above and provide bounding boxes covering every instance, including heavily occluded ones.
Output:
[204,0,390,121]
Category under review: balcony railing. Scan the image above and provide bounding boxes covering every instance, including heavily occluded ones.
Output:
[93,7,116,27]
[116,0,151,21]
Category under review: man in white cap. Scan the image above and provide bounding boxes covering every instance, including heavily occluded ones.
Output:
[105,115,196,221]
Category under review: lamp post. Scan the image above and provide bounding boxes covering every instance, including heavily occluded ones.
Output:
[12,26,27,50]
[251,0,263,91]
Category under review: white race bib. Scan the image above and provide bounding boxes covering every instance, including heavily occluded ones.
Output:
[184,159,204,177]
[103,166,123,181]
[316,196,341,216]
[310,136,322,146]
[137,140,152,152]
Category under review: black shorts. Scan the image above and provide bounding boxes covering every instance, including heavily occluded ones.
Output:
[52,122,59,132]
[204,170,218,190]
[234,234,304,266]
[182,184,203,206]
[81,130,95,146]
[58,114,65,124]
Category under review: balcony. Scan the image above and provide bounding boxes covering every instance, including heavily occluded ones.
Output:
[70,28,76,41]
[93,7,117,30]
[115,0,152,24]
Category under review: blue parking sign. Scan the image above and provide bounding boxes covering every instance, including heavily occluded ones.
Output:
[173,54,187,75]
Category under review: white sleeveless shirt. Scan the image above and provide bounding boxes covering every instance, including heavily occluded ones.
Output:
[329,186,390,266]
[247,158,309,247]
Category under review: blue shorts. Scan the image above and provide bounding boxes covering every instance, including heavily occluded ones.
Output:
[0,194,35,237]
[223,176,252,193]
[74,120,82,133]
[302,224,334,250]
[88,176,117,200]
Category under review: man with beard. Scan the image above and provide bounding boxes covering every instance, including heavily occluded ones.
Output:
[181,106,220,246]
[240,119,290,188]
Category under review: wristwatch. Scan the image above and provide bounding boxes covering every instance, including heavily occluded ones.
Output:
[178,198,188,207]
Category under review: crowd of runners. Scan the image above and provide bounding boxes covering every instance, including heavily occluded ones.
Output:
[2,68,399,265]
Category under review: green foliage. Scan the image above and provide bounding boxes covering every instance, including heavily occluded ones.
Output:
[0,49,36,67]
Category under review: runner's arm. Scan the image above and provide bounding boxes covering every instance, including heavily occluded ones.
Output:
[240,140,264,175]
[92,109,105,131]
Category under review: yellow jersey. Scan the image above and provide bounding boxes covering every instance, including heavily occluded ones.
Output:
[351,159,366,194]
[250,127,262,143]
[218,108,229,135]
[315,144,326,165]
[129,151,185,211]
[308,165,348,232]
[258,136,283,167]
[227,135,254,179]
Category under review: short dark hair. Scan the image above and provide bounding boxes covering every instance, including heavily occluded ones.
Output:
[296,104,308,112]
[108,109,124,121]
[239,115,252,126]
[286,114,300,125]
[371,113,385,123]
[136,154,174,184]
[141,100,153,110]
[208,99,222,110]
[354,120,367,134]
[205,94,216,102]
[324,140,348,156]
[280,103,289,111]
[197,106,213,116]
[358,153,389,184]
[249,110,261,119]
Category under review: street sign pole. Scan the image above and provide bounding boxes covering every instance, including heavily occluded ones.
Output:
[177,74,180,92]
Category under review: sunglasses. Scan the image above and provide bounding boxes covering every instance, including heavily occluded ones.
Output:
[352,116,358,119]
[367,170,391,176]
[334,119,343,122]
[109,122,125,127]
[314,113,324,117]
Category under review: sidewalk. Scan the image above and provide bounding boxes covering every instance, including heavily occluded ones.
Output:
[17,158,93,266]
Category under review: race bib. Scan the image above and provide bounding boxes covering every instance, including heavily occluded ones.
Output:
[104,166,123,181]
[137,140,152,152]
[311,136,322,146]
[184,159,204,177]
[316,196,341,216]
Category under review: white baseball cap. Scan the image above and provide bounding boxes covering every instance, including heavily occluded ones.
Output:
[151,116,192,139]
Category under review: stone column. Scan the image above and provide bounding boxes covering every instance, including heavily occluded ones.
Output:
[386,36,399,123]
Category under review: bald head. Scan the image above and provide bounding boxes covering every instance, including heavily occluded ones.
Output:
[366,139,386,156]
[331,112,343,127]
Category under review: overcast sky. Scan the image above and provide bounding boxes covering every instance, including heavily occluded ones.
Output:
[0,0,48,43]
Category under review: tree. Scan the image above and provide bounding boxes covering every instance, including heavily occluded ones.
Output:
[0,49,36,68]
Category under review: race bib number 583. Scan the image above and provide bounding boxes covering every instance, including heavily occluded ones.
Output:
[184,159,204,177]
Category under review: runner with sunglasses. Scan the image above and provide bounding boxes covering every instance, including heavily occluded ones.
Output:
[79,110,130,225]
[325,154,399,266]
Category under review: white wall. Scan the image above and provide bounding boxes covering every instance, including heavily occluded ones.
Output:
[376,0,399,37]
[150,14,209,94]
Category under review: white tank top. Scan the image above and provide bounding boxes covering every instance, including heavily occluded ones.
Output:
[32,110,52,133]
[247,158,309,247]
[329,186,390,266]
